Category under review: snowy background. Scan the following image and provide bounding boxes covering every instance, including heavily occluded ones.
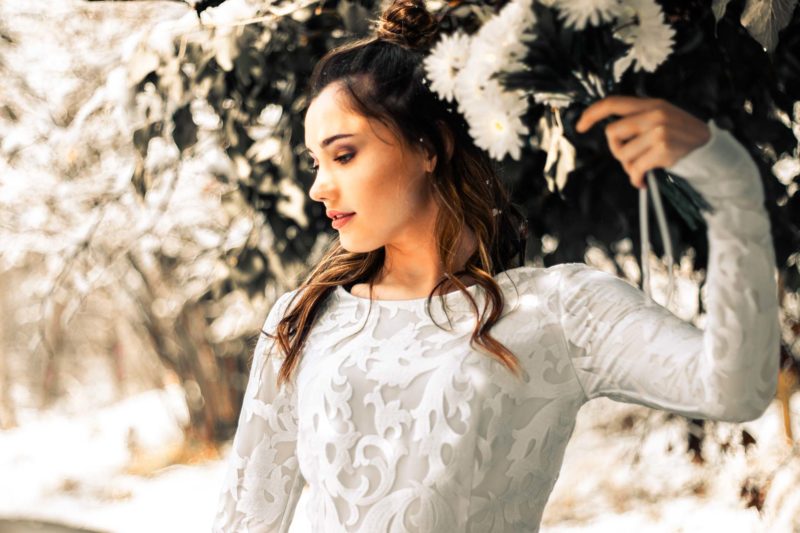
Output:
[1,1,799,532]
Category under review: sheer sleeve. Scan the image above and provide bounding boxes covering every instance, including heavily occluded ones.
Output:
[556,120,780,423]
[212,289,305,533]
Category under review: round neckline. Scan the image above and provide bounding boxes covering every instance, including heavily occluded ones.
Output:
[335,282,482,305]
[334,266,527,307]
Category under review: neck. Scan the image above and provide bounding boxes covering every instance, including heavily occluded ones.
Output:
[374,223,478,297]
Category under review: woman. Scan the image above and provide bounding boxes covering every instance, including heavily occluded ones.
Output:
[212,0,780,531]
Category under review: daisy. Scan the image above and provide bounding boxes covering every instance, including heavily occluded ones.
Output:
[432,0,535,160]
[554,0,621,30]
[423,31,472,103]
[452,0,534,113]
[613,0,675,81]
[492,0,537,34]
[452,60,490,117]
[466,80,529,161]
[474,6,531,72]
[452,37,508,116]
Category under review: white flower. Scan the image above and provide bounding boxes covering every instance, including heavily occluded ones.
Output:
[454,39,525,142]
[474,5,532,72]
[554,0,621,30]
[466,80,529,161]
[452,0,535,109]
[452,60,488,117]
[489,0,537,35]
[451,24,523,117]
[423,31,472,103]
[429,0,535,160]
[612,0,675,81]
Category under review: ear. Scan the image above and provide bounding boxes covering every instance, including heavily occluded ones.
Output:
[438,120,455,163]
[424,150,437,174]
[423,120,454,173]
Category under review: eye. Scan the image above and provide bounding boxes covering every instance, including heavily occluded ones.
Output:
[335,152,354,164]
[309,153,354,174]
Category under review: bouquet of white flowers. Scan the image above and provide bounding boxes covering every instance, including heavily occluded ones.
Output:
[423,0,720,304]
[424,0,716,212]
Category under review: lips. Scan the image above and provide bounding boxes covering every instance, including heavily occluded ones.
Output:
[331,213,355,229]
[326,209,356,220]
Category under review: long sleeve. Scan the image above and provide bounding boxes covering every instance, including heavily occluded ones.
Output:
[212,290,305,532]
[556,120,780,423]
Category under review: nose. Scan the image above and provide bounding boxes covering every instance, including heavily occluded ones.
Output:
[308,164,335,204]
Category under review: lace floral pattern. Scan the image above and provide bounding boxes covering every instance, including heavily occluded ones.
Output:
[212,121,779,532]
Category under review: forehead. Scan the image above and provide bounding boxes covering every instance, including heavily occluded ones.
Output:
[304,84,368,148]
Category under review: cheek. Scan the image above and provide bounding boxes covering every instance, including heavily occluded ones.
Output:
[352,152,430,217]
[373,180,427,218]
[381,161,429,202]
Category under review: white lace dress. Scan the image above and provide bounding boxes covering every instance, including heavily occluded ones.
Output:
[212,121,780,532]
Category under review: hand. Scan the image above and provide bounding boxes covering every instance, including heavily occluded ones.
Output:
[575,96,711,189]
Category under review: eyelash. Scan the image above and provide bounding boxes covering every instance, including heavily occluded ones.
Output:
[310,152,354,173]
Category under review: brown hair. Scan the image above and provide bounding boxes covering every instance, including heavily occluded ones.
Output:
[268,0,529,388]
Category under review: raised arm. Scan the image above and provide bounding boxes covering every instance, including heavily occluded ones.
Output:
[557,100,780,422]
[212,289,305,532]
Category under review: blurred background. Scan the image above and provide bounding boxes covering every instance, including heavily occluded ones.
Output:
[0,0,799,532]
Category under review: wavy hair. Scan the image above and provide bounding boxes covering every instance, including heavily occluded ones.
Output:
[268,0,529,388]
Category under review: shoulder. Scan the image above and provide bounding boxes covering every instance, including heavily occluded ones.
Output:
[263,287,305,331]
[546,262,648,315]
[254,287,306,363]
[507,262,637,300]
[499,262,595,288]
[491,264,584,306]
[276,286,305,311]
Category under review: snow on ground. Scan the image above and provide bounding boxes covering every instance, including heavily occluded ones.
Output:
[1,383,798,532]
[0,385,219,533]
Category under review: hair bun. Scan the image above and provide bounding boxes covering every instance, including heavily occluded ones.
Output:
[375,0,439,50]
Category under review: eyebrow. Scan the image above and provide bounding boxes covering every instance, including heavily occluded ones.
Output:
[304,133,355,155]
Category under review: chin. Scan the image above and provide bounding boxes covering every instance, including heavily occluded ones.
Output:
[338,234,383,254]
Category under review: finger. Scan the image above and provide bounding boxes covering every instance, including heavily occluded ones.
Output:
[626,148,675,188]
[605,107,668,143]
[577,96,664,133]
[604,109,671,160]
[614,125,669,167]
[605,119,642,158]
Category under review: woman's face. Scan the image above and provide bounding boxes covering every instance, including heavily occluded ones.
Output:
[304,82,438,253]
